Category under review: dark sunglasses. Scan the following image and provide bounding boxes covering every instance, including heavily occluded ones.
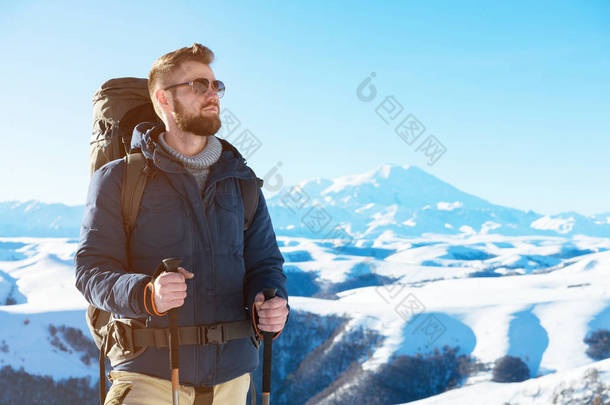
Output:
[164,78,225,98]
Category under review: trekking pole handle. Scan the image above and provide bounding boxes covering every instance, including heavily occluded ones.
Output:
[162,258,182,273]
[262,288,277,344]
[262,287,277,340]
[263,288,277,300]
[162,258,182,370]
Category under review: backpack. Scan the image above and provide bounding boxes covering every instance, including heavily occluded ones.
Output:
[88,77,262,404]
[90,77,162,176]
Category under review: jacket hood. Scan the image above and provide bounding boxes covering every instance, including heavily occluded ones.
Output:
[131,121,164,155]
[131,122,253,191]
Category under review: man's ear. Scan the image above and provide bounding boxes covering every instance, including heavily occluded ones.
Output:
[156,88,174,112]
[155,88,167,106]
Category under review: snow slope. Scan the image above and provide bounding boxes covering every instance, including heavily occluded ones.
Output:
[409,359,610,405]
[0,230,609,403]
[0,237,94,382]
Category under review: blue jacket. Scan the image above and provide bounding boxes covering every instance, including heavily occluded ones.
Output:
[75,122,288,386]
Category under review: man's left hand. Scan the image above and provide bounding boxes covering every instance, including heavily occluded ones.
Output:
[254,292,289,333]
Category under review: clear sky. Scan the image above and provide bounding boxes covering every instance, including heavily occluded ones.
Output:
[1,1,608,215]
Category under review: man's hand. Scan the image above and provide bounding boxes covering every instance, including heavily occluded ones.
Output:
[254,291,289,332]
[153,267,194,314]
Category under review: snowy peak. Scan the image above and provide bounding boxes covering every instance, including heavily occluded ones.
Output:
[295,177,334,199]
[266,164,610,239]
[315,163,491,209]
[320,163,413,194]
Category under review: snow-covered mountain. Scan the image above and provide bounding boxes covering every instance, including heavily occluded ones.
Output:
[266,163,610,239]
[0,201,83,237]
[3,164,610,239]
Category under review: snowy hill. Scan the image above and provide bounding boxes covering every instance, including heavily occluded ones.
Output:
[3,164,610,239]
[409,359,610,405]
[1,232,610,403]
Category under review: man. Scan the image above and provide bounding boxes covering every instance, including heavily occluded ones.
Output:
[75,43,289,404]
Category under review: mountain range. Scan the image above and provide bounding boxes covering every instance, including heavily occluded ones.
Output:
[3,164,609,239]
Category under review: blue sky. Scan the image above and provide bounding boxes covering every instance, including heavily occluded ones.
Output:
[1,1,608,215]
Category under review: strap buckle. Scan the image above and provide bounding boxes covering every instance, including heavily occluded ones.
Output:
[201,324,225,345]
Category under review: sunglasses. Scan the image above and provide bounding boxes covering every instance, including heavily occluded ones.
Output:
[164,78,225,98]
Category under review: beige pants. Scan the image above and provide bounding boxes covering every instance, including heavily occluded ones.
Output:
[104,370,251,405]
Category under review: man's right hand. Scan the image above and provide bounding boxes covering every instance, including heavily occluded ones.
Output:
[153,267,194,314]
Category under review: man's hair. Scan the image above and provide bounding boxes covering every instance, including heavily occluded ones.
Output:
[148,43,215,119]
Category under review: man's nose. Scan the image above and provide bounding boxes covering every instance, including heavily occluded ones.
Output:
[202,85,219,101]
[201,91,219,107]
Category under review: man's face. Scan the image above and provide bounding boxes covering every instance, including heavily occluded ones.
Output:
[167,61,221,137]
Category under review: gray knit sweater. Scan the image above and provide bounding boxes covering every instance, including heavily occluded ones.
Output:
[158,132,223,190]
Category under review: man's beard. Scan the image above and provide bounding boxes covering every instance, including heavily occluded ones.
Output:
[173,98,221,137]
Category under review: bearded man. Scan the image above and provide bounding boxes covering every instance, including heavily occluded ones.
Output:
[75,43,289,405]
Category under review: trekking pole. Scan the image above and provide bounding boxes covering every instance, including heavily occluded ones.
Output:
[261,287,277,405]
[161,258,182,405]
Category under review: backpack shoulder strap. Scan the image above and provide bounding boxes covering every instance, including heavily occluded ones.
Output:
[93,151,149,405]
[121,152,150,239]
[239,174,263,232]
[217,137,264,232]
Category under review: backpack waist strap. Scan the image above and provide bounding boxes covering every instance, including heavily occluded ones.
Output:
[133,320,256,348]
